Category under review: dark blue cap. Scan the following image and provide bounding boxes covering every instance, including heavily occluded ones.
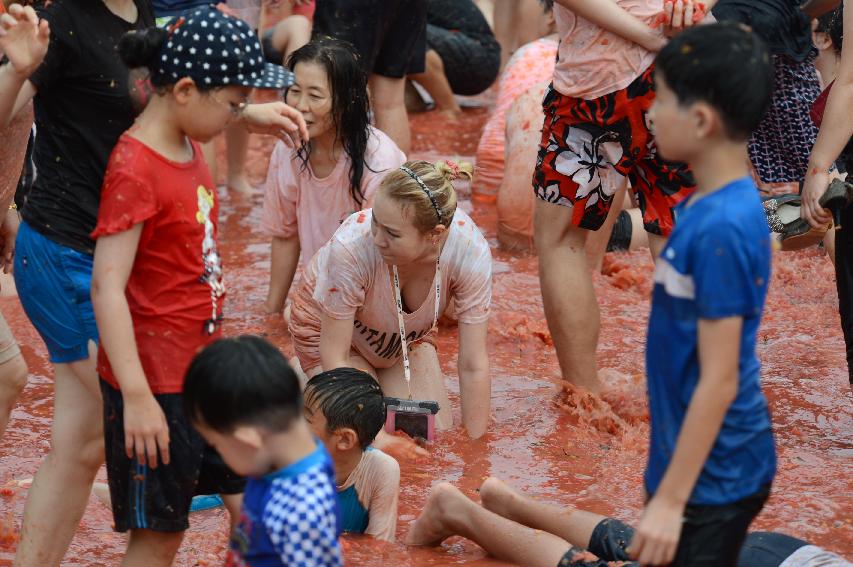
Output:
[157,6,294,90]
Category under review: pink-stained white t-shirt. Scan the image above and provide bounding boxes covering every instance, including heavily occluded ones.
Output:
[552,2,662,99]
[338,448,400,542]
[261,126,406,263]
[289,208,492,371]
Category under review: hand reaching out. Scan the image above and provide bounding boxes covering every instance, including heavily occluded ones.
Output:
[240,101,309,147]
[0,4,49,78]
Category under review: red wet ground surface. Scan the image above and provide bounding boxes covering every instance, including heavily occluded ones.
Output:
[0,101,851,565]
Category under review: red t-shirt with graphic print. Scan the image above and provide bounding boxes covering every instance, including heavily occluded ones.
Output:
[93,134,225,394]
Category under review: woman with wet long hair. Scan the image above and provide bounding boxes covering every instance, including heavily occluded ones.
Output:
[262,38,405,313]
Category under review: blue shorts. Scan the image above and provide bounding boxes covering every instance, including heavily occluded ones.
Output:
[14,221,98,363]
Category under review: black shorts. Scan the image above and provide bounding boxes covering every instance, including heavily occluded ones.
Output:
[312,0,427,78]
[738,532,809,567]
[558,486,770,567]
[101,380,245,533]
[426,25,500,95]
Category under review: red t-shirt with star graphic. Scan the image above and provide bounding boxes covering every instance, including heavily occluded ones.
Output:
[93,134,226,394]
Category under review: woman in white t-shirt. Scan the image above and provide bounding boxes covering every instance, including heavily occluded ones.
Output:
[289,160,492,438]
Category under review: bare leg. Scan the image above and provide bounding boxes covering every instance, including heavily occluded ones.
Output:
[625,209,649,251]
[0,353,27,438]
[405,483,572,567]
[479,477,604,550]
[534,200,601,393]
[515,0,544,47]
[408,50,463,116]
[122,529,183,567]
[14,342,104,567]
[226,122,252,195]
[647,232,667,261]
[492,0,516,69]
[270,15,312,63]
[825,228,837,266]
[585,181,628,273]
[369,74,411,155]
[376,343,452,430]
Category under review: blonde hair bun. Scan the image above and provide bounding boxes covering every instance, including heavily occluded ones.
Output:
[434,160,474,183]
[380,159,473,232]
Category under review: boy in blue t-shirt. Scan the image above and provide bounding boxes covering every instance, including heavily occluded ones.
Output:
[401,23,778,567]
[183,336,343,567]
[634,23,777,567]
[304,368,401,542]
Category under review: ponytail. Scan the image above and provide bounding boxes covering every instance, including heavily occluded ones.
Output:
[117,27,168,86]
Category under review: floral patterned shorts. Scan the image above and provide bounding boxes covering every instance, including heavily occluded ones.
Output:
[532,65,695,236]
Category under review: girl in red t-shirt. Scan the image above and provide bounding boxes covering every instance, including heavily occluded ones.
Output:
[90,7,305,563]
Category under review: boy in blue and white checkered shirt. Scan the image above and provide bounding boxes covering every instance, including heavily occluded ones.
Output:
[184,336,343,567]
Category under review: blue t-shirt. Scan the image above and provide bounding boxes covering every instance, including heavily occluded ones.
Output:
[228,443,343,567]
[645,177,776,506]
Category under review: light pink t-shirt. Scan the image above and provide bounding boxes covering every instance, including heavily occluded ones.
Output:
[261,126,406,263]
[289,208,492,371]
[553,2,662,99]
[339,448,400,542]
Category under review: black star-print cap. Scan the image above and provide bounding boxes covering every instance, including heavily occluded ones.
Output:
[157,6,295,90]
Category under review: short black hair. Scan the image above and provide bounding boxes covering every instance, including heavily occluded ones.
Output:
[655,23,774,141]
[304,368,385,450]
[184,336,302,433]
[816,6,844,55]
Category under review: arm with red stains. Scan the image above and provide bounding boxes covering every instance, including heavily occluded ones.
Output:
[92,225,171,470]
[458,320,490,439]
[629,316,741,565]
[319,313,358,371]
[802,0,852,228]
[553,0,666,51]
[0,4,45,128]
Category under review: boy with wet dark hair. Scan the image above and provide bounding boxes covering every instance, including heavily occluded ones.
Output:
[633,21,777,566]
[304,368,401,542]
[406,23,777,567]
[184,336,343,566]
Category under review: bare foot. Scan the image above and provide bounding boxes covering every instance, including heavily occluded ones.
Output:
[437,107,464,121]
[479,476,521,520]
[263,298,284,315]
[404,482,466,546]
[92,482,111,507]
[227,175,254,196]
